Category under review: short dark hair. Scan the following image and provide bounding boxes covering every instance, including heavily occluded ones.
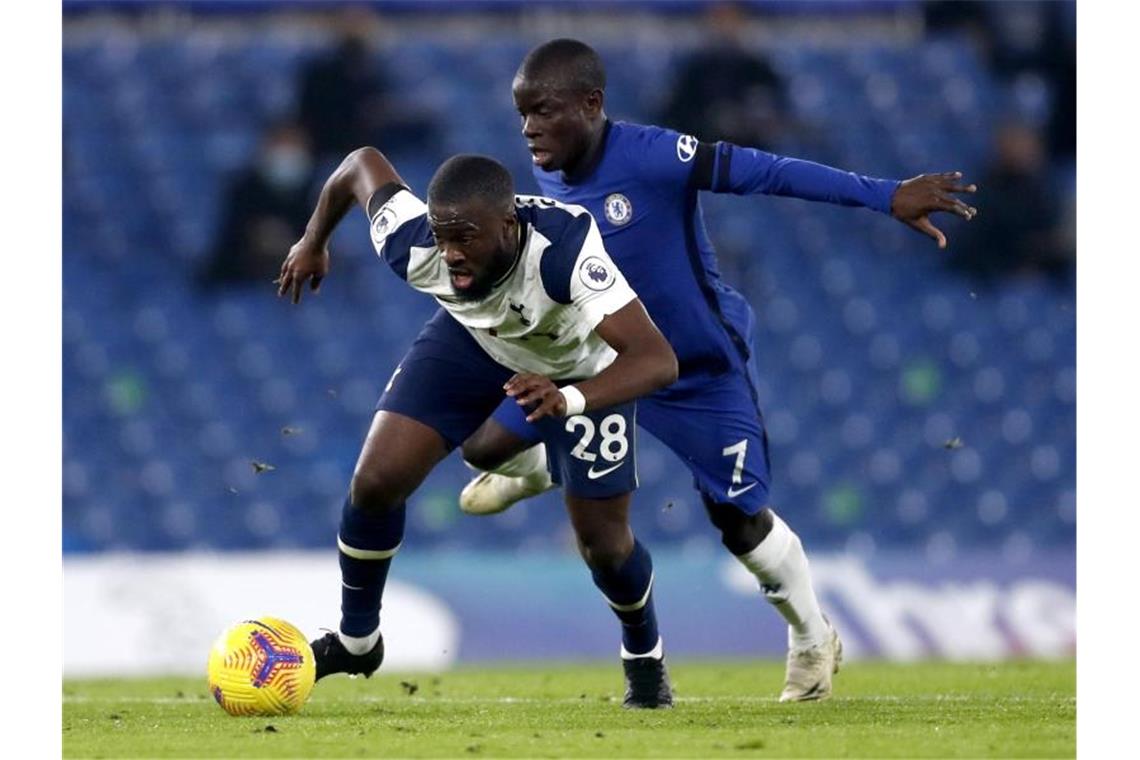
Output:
[517,38,606,93]
[427,154,515,214]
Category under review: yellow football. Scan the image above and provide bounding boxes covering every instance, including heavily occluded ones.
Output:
[206,617,316,716]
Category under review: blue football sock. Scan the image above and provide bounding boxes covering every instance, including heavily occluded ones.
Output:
[337,497,406,638]
[589,539,660,657]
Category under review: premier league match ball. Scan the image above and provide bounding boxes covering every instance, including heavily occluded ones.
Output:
[206,617,316,716]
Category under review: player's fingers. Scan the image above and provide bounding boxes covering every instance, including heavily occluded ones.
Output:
[525,394,558,423]
[912,216,947,249]
[310,274,323,292]
[291,272,306,304]
[936,192,977,219]
[504,374,536,396]
[515,384,550,406]
[276,270,293,298]
[949,197,978,220]
[944,182,978,194]
[506,377,540,399]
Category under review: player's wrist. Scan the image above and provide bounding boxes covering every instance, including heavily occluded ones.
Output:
[302,226,331,249]
[559,385,586,416]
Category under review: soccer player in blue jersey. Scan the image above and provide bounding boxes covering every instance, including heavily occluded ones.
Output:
[457,39,979,702]
[277,148,678,707]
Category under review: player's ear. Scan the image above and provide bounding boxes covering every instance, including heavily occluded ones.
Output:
[501,211,518,242]
[583,88,604,118]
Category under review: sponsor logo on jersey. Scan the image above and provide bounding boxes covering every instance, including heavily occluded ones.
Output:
[508,301,532,326]
[603,193,633,226]
[578,256,616,292]
[676,134,698,163]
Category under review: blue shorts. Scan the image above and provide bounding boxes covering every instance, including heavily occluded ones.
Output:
[491,367,770,514]
[532,400,639,500]
[378,308,638,499]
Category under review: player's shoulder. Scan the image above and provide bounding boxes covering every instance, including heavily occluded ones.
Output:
[517,196,601,305]
[612,120,700,164]
[516,195,594,248]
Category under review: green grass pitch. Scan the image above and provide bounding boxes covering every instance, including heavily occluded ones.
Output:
[63,659,1074,758]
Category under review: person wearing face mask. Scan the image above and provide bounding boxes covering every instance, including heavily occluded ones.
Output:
[200,122,317,287]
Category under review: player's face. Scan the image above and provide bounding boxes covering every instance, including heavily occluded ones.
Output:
[512,76,598,173]
[429,200,519,302]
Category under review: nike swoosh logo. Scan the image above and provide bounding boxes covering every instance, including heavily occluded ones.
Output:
[727,482,758,498]
[587,461,625,480]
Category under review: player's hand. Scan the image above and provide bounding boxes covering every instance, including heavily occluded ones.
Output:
[891,171,978,249]
[504,373,567,422]
[276,235,330,305]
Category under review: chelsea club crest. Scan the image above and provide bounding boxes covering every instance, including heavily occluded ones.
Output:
[603,193,633,226]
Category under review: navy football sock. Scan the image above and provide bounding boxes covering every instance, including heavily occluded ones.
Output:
[589,539,661,657]
[337,497,406,639]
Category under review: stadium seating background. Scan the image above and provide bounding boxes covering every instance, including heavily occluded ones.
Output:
[62,2,1076,565]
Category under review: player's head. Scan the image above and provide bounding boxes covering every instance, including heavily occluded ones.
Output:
[427,155,519,302]
[513,39,606,173]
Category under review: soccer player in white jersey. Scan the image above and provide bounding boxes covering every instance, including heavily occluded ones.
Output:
[276,148,679,707]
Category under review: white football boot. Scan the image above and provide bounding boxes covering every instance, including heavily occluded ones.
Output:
[458,469,555,515]
[778,618,843,702]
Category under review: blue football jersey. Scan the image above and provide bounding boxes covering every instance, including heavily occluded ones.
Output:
[533,120,899,390]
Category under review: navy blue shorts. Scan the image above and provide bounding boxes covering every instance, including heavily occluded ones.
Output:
[532,400,638,500]
[491,366,770,514]
[378,308,638,499]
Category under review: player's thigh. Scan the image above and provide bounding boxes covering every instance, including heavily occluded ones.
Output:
[533,399,639,499]
[352,410,450,507]
[461,399,544,470]
[640,372,771,515]
[377,309,515,451]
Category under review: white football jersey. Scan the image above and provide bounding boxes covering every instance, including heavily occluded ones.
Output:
[368,188,638,380]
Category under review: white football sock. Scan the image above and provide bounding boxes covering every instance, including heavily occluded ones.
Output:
[338,627,381,656]
[735,511,830,650]
[475,443,549,478]
[620,636,664,661]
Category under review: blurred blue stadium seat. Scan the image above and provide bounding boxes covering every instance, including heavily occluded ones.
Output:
[62,18,1074,558]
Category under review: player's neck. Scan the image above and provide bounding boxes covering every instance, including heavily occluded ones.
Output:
[487,220,527,291]
[563,118,610,184]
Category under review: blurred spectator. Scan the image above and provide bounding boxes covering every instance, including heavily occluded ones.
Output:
[298,16,439,161]
[200,122,315,287]
[924,0,1075,162]
[951,122,1073,283]
[657,2,788,148]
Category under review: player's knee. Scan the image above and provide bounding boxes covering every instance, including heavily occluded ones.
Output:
[576,527,634,574]
[460,427,524,472]
[349,467,409,514]
[460,439,508,472]
[705,501,774,555]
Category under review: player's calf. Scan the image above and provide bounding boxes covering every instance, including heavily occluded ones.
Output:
[704,499,775,555]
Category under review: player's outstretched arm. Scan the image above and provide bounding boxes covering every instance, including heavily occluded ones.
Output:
[276,147,406,304]
[693,137,976,248]
[889,171,978,249]
[505,299,678,422]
